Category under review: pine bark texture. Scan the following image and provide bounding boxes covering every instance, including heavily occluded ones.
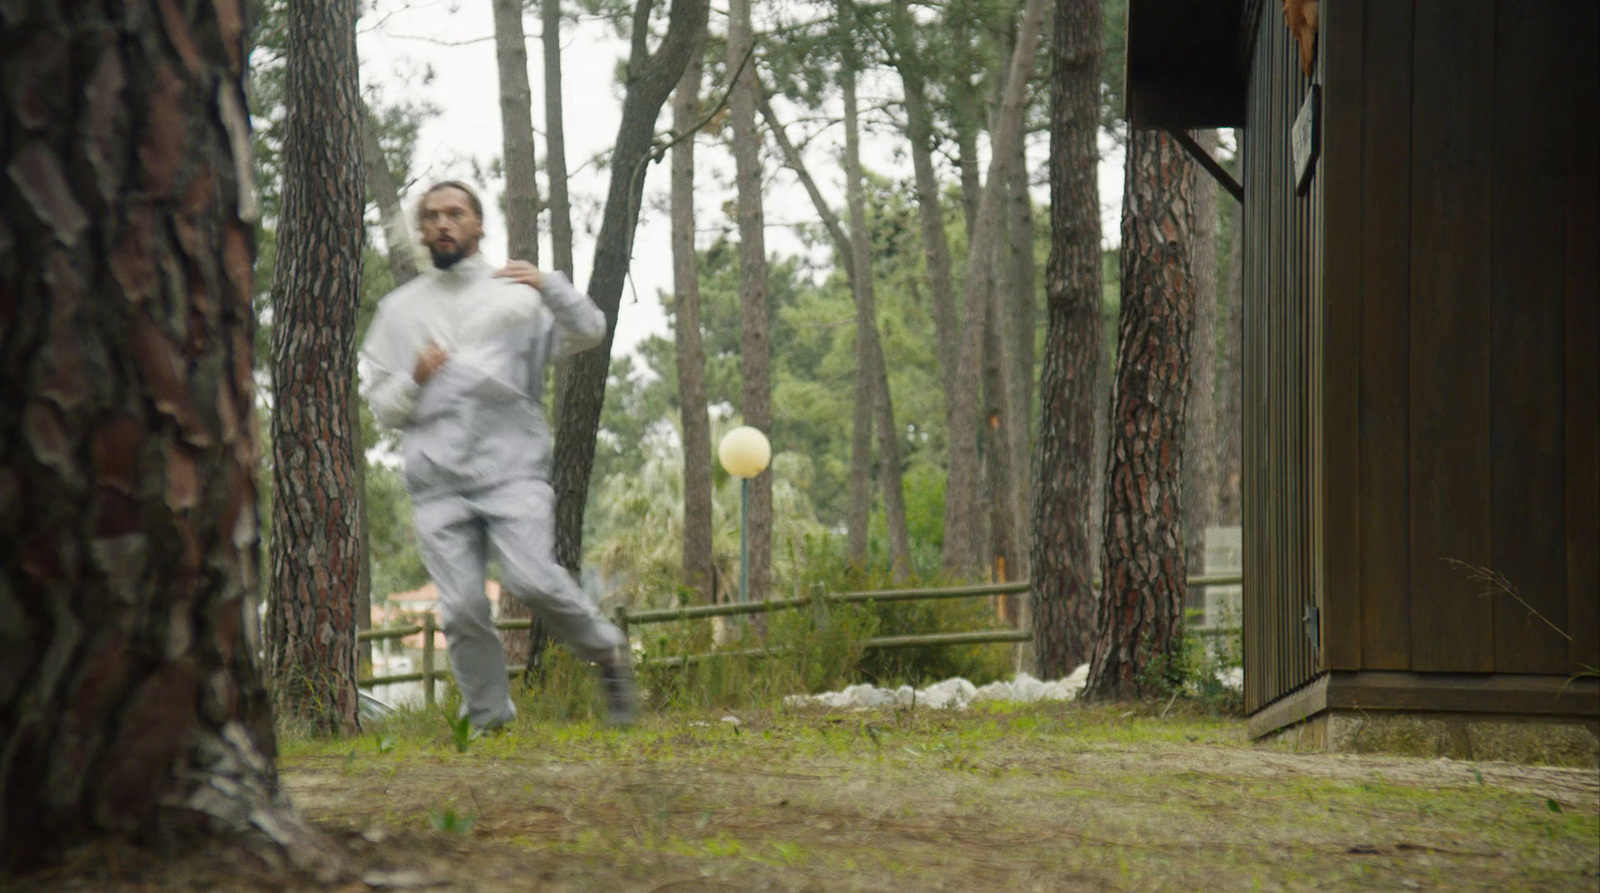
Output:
[1083,129,1196,700]
[494,0,541,267]
[726,0,772,601]
[1031,0,1103,678]
[0,0,332,871]
[1183,129,1220,605]
[265,0,366,734]
[672,36,715,602]
[945,0,1049,578]
[551,0,709,572]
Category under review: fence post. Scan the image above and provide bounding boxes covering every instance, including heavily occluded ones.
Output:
[423,614,436,708]
[614,605,630,650]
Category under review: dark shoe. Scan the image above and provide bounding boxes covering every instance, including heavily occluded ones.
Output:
[598,654,639,727]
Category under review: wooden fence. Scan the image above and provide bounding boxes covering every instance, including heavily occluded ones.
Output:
[357,574,1244,706]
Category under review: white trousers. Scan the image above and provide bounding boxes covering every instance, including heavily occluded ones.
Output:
[413,477,624,728]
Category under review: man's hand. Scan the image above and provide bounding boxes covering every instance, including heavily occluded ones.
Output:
[414,342,448,384]
[495,260,545,290]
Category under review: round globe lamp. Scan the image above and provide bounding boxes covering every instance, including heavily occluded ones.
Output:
[718,426,771,604]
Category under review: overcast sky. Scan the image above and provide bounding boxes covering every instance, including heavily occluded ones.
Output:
[355,0,1128,357]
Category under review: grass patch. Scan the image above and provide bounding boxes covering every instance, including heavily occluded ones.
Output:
[250,698,1600,893]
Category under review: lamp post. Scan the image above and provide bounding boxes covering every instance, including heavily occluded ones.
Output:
[718,426,771,605]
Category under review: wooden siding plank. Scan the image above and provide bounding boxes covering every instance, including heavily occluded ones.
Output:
[1407,0,1495,673]
[1358,0,1414,671]
[1488,1,1571,674]
[1318,0,1363,672]
[1565,5,1600,674]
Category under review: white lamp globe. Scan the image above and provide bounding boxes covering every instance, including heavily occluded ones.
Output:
[718,426,771,479]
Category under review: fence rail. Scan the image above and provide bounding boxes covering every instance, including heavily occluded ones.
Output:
[358,574,1244,705]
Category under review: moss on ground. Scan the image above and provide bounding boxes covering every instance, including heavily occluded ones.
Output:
[11,697,1596,891]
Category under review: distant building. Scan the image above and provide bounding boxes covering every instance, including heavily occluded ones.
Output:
[374,580,505,651]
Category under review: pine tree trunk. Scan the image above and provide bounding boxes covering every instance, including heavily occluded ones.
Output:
[763,80,912,581]
[984,15,1018,595]
[843,65,874,568]
[1006,142,1036,584]
[551,0,710,574]
[355,102,417,667]
[892,32,961,476]
[946,0,1050,579]
[951,16,983,238]
[1183,129,1220,614]
[727,0,772,602]
[544,0,574,278]
[1031,0,1103,678]
[494,0,541,268]
[1083,128,1196,700]
[673,34,715,603]
[360,103,419,287]
[0,0,336,872]
[1218,201,1243,525]
[983,279,1019,589]
[493,0,545,669]
[266,0,367,735]
[543,0,576,447]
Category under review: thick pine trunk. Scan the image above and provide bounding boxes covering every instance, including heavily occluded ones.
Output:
[552,0,710,573]
[672,36,715,602]
[1183,129,1220,612]
[0,0,334,872]
[1031,0,1103,678]
[1083,128,1196,700]
[266,0,367,735]
[946,0,1050,579]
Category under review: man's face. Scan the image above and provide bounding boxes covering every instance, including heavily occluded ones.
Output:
[419,187,483,269]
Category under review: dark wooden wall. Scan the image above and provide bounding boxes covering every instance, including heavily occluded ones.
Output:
[1241,6,1322,714]
[1242,0,1600,716]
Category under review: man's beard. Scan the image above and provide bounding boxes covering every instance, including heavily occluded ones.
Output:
[430,242,467,269]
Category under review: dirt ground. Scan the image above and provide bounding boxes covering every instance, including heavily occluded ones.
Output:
[9,703,1598,892]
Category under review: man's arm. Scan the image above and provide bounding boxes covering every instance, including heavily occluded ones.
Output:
[496,262,606,356]
[361,354,421,430]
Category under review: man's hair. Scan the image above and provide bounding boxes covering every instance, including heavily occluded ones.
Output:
[416,180,484,227]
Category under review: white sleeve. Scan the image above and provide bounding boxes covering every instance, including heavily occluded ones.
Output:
[360,353,420,430]
[540,271,607,356]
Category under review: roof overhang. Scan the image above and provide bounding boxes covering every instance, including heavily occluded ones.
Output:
[1125,0,1255,129]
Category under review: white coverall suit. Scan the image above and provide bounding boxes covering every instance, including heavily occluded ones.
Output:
[360,254,625,730]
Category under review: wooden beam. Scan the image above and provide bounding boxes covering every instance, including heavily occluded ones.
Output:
[1168,127,1244,203]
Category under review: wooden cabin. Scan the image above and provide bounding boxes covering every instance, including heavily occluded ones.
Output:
[1125,0,1599,757]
